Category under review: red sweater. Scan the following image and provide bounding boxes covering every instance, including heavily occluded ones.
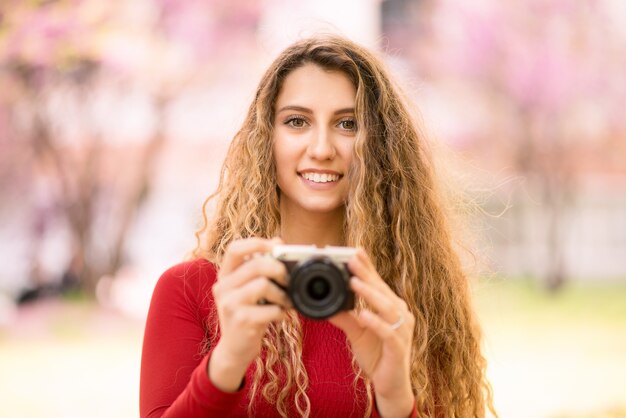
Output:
[140,259,418,417]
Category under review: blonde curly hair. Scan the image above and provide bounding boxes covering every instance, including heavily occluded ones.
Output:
[194,35,496,418]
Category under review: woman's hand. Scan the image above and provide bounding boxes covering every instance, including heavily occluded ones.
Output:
[208,237,290,392]
[329,249,415,418]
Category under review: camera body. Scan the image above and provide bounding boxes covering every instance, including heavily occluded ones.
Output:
[271,244,356,320]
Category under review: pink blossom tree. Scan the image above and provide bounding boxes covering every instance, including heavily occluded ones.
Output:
[391,0,626,289]
[0,0,260,296]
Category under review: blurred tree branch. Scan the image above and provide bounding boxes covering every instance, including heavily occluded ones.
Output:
[0,0,259,298]
[383,0,626,290]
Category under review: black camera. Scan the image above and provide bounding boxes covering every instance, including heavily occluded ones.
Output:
[271,245,356,320]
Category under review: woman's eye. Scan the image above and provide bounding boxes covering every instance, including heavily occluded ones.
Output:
[286,117,307,128]
[338,119,357,131]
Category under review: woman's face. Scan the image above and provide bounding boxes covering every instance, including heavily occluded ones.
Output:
[272,63,357,218]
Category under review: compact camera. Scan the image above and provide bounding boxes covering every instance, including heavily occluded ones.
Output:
[271,245,356,320]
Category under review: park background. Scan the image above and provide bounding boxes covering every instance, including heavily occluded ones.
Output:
[1,0,625,417]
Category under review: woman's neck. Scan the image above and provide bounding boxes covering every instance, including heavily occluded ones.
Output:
[279,203,345,247]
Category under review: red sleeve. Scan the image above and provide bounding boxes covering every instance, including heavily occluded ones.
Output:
[139,260,247,418]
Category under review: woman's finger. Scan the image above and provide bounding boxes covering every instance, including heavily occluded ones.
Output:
[221,255,288,290]
[350,277,403,324]
[328,310,365,340]
[220,238,277,275]
[358,309,404,342]
[235,277,291,309]
[348,249,396,297]
[229,304,287,328]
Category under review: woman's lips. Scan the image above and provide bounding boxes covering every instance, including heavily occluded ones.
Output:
[298,171,342,189]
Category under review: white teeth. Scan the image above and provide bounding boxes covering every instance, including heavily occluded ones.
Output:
[301,172,339,183]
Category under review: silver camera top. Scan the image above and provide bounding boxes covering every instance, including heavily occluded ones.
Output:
[271,245,357,263]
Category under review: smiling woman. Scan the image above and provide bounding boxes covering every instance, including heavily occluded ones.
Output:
[140,35,497,418]
[273,64,357,243]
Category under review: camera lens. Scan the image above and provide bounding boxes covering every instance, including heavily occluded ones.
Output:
[287,257,351,319]
[306,276,331,300]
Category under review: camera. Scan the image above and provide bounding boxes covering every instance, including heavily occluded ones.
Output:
[271,245,356,320]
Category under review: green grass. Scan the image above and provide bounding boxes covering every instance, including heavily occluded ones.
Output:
[473,278,626,418]
[474,278,626,325]
[0,300,144,418]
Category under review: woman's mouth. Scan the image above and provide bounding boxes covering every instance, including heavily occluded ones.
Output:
[299,172,341,183]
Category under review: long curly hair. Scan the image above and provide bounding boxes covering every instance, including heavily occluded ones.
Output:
[193,35,496,418]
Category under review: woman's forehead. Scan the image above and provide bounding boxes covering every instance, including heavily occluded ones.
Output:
[274,64,356,112]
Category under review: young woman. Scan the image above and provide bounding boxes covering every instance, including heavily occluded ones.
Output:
[140,35,496,418]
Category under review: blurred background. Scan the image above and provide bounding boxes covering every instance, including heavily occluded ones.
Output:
[1,0,625,417]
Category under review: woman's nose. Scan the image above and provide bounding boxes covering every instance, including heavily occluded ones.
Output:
[307,127,336,160]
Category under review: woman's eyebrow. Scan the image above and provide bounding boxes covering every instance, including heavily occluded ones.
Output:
[277,105,312,114]
[333,107,355,115]
[276,105,355,115]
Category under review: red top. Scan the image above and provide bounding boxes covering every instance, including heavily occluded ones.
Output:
[140,259,418,417]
